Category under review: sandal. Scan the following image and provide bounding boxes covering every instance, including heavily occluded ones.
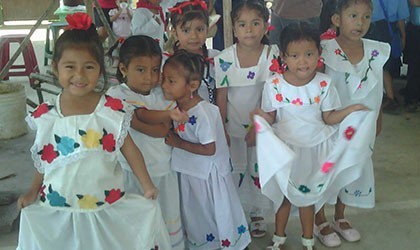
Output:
[266,234,287,250]
[314,222,341,247]
[250,219,267,238]
[302,236,315,250]
[331,218,361,242]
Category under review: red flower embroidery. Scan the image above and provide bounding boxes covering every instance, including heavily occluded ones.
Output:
[253,176,261,189]
[276,93,283,102]
[269,58,284,74]
[344,126,356,140]
[39,185,46,197]
[320,80,327,87]
[221,239,231,247]
[314,96,320,104]
[65,13,92,30]
[105,95,124,111]
[176,123,185,132]
[102,133,116,152]
[32,103,52,118]
[335,49,342,55]
[105,189,124,204]
[39,143,59,163]
[321,161,334,173]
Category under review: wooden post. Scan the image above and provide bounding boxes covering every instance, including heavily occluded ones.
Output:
[92,0,117,45]
[84,0,94,19]
[223,0,233,48]
[0,0,56,81]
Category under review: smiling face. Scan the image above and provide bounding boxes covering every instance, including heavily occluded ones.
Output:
[282,39,320,86]
[173,18,208,54]
[333,1,372,42]
[233,7,267,49]
[119,55,161,95]
[55,47,101,99]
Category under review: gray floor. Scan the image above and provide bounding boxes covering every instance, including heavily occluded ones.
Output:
[1,27,420,250]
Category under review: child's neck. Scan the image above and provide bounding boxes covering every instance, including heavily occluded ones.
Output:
[283,71,316,87]
[236,43,264,68]
[335,36,364,64]
[59,92,102,116]
[179,46,204,56]
[176,95,202,112]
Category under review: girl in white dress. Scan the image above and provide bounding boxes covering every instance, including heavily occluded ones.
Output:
[162,50,251,250]
[255,22,370,250]
[132,0,166,49]
[16,13,171,250]
[316,0,390,246]
[214,0,279,238]
[168,0,219,104]
[106,35,185,250]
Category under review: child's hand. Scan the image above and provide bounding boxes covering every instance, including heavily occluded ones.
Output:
[17,191,38,210]
[165,130,182,148]
[170,108,189,123]
[143,186,159,200]
[250,108,274,124]
[245,125,256,147]
[349,104,369,112]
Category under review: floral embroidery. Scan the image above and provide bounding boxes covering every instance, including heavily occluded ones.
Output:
[219,58,232,72]
[314,96,320,104]
[39,185,46,202]
[272,78,280,85]
[359,49,379,84]
[100,129,116,152]
[321,161,334,173]
[344,126,356,140]
[344,187,372,197]
[175,123,185,133]
[55,135,80,156]
[38,143,59,163]
[31,103,53,118]
[291,98,303,106]
[174,115,197,133]
[77,194,104,209]
[238,173,245,187]
[298,185,311,193]
[251,175,261,189]
[188,115,197,125]
[46,184,70,207]
[334,48,348,61]
[247,71,255,80]
[188,224,248,248]
[269,57,285,74]
[237,225,247,234]
[104,95,125,112]
[80,129,102,148]
[206,234,215,242]
[104,188,125,204]
[220,75,229,86]
[221,239,231,247]
[275,93,283,102]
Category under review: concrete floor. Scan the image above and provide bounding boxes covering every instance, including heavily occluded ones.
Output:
[1,27,420,250]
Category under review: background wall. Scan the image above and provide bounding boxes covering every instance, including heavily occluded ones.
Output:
[1,0,59,22]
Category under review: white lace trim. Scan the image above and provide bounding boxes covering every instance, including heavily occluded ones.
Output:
[116,104,134,150]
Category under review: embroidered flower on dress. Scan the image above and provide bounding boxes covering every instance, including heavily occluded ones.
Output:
[105,189,125,204]
[38,143,59,163]
[221,239,231,247]
[371,49,379,57]
[272,78,280,85]
[298,185,311,193]
[31,103,53,118]
[175,123,185,133]
[206,233,215,242]
[188,115,197,125]
[321,161,334,173]
[275,93,283,102]
[100,129,116,152]
[334,48,348,61]
[219,58,232,72]
[314,96,320,104]
[56,135,80,156]
[292,98,303,106]
[320,80,327,87]
[46,184,70,207]
[77,194,104,209]
[247,71,255,80]
[80,129,102,148]
[39,185,46,202]
[344,126,356,140]
[251,176,261,189]
[237,225,247,234]
[104,95,125,112]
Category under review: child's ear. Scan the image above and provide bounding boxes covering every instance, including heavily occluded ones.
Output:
[188,80,200,92]
[119,63,128,77]
[331,13,340,28]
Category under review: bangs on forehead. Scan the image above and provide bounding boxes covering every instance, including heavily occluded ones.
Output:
[178,11,208,27]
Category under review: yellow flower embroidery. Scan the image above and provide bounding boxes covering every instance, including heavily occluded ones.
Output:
[81,129,101,148]
[78,194,100,209]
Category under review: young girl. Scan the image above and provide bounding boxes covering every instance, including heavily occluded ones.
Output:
[106,35,185,250]
[168,0,219,104]
[316,0,390,246]
[162,50,251,250]
[132,0,166,49]
[109,0,133,67]
[16,13,171,250]
[214,0,279,238]
[254,22,372,250]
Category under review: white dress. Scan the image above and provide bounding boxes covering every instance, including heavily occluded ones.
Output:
[131,7,165,49]
[257,72,373,211]
[163,49,220,104]
[214,44,280,212]
[106,84,184,250]
[322,38,390,208]
[18,94,171,250]
[171,101,251,250]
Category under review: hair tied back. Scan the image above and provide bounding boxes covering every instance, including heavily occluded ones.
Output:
[65,12,93,31]
[168,0,207,14]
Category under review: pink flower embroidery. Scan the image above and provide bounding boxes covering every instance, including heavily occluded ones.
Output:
[321,162,334,173]
[335,49,342,55]
[292,98,303,106]
[221,239,231,247]
[344,126,356,140]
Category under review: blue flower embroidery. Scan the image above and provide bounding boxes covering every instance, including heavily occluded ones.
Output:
[56,136,80,156]
[219,58,232,72]
[247,71,255,79]
[206,233,215,242]
[188,115,197,125]
[237,225,247,234]
[47,191,68,207]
